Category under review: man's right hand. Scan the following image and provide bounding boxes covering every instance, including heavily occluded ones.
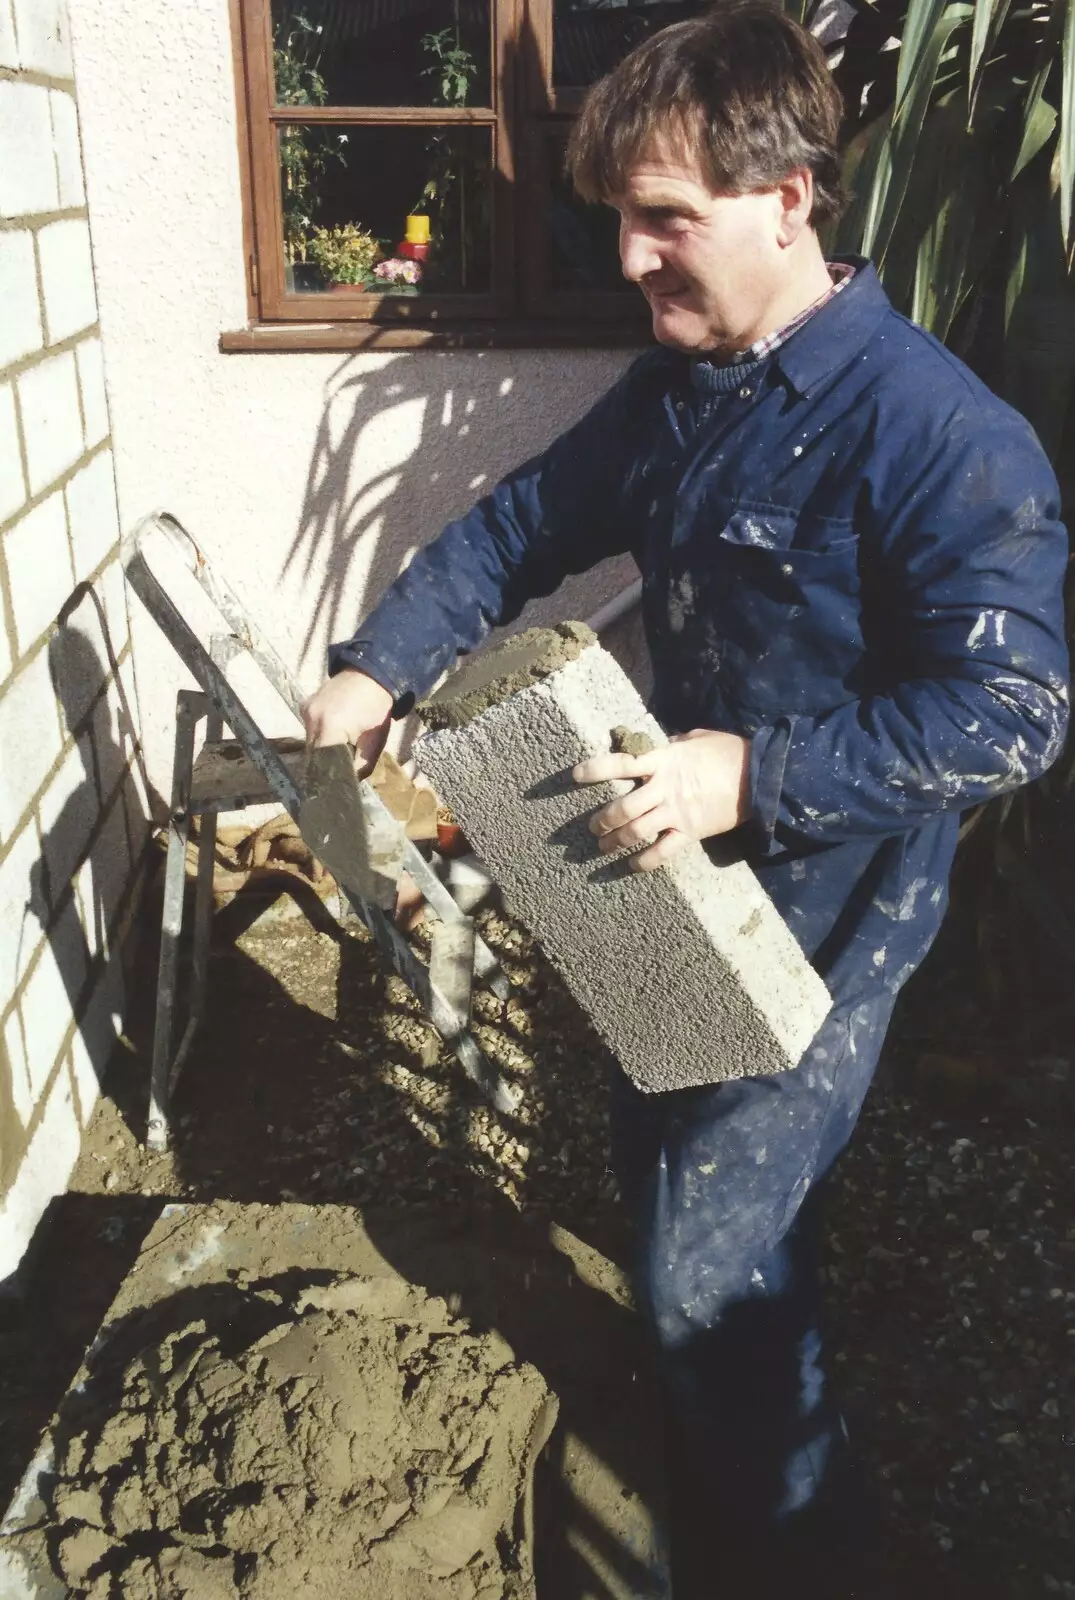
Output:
[301,668,394,774]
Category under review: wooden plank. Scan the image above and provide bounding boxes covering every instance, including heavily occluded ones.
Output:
[491,0,519,317]
[189,737,307,812]
[267,291,501,321]
[243,0,288,316]
[228,0,259,322]
[219,320,651,351]
[268,104,497,124]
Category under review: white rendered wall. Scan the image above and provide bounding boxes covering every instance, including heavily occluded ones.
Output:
[66,0,643,796]
[0,0,148,1282]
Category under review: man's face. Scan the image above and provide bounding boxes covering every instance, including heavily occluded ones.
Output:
[612,150,790,355]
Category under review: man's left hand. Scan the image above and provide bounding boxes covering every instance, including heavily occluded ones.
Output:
[572,729,752,872]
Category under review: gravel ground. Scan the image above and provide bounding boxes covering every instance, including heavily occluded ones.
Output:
[2,890,1074,1598]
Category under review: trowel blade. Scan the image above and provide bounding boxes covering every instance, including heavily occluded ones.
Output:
[299,744,403,910]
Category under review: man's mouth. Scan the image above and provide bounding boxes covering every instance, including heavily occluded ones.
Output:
[646,282,692,305]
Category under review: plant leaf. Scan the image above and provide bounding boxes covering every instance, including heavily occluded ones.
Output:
[1062,0,1075,250]
[1005,222,1030,328]
[968,0,1012,122]
[876,4,975,264]
[896,0,956,117]
[1012,92,1059,179]
[1002,181,1075,457]
[838,110,894,258]
[911,126,996,334]
[1015,0,1066,179]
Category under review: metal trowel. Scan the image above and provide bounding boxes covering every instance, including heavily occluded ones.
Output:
[298,744,405,910]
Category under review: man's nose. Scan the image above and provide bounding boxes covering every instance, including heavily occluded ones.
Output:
[619,222,661,283]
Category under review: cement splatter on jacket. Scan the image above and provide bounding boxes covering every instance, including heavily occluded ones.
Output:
[330,261,1070,1012]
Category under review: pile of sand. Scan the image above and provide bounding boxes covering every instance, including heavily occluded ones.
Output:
[44,1275,557,1599]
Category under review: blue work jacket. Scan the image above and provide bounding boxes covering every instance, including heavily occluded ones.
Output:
[330,262,1070,1013]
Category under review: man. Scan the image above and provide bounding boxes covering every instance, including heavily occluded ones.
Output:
[303,3,1069,1592]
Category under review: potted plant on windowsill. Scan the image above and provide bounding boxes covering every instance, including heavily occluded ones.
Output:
[371,257,423,296]
[306,224,382,292]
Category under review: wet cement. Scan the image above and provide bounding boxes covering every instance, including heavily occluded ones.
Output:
[610,727,655,760]
[419,624,597,731]
[3,1202,668,1600]
[38,1272,554,1599]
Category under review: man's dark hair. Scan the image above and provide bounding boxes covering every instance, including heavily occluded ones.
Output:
[567,0,846,226]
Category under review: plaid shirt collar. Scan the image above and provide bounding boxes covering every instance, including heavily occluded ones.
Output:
[729,261,857,365]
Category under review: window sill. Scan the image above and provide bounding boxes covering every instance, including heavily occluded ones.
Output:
[219,320,652,353]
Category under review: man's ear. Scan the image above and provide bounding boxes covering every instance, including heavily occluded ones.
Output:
[776,169,815,247]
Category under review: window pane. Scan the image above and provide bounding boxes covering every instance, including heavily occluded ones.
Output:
[272,0,491,109]
[547,160,635,293]
[279,124,493,294]
[553,0,706,89]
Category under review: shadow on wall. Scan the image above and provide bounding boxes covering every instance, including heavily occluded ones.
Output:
[9,590,149,1171]
[279,3,639,681]
[282,352,636,683]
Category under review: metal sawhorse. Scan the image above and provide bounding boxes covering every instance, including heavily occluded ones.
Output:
[121,512,519,1152]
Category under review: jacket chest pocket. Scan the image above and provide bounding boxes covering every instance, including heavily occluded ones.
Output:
[658,505,867,717]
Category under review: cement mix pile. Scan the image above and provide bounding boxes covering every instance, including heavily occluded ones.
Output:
[39,1274,556,1600]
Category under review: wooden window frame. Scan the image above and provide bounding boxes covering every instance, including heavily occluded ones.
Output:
[225,0,650,350]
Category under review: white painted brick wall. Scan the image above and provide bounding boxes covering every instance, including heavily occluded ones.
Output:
[0,229,44,369]
[65,446,119,573]
[36,737,91,905]
[0,6,145,1286]
[98,555,131,648]
[0,1069,83,1282]
[73,853,100,958]
[0,647,65,842]
[0,79,60,217]
[73,953,123,1101]
[84,790,129,930]
[75,334,108,447]
[8,905,86,1120]
[38,217,98,344]
[0,820,43,1006]
[3,489,74,652]
[0,379,26,524]
[17,349,84,494]
[66,1027,99,1126]
[0,0,17,70]
[11,0,73,77]
[50,88,85,207]
[90,680,128,801]
[3,1008,26,1118]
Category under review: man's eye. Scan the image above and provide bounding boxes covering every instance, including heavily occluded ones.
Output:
[643,208,690,228]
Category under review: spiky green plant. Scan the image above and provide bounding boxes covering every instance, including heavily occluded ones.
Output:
[800,0,1075,1036]
[823,0,1075,461]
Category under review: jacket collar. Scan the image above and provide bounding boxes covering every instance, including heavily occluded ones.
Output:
[771,257,891,399]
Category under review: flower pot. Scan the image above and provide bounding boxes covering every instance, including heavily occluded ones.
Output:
[328,281,366,293]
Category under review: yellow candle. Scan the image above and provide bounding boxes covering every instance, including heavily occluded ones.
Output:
[405,214,431,244]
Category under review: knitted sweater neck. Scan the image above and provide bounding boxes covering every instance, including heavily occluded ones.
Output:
[689,352,767,395]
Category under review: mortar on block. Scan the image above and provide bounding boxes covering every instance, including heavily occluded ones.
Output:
[417,624,831,1093]
[0,1204,561,1600]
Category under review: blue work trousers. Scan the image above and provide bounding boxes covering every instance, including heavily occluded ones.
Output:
[612,993,895,1598]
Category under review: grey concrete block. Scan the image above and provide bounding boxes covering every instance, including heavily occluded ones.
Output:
[417,637,830,1093]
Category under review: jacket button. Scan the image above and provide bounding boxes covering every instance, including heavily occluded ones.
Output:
[738,385,753,399]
